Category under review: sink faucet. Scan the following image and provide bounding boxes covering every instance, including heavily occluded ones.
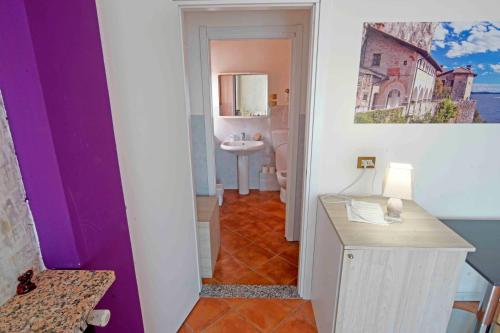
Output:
[241,132,246,141]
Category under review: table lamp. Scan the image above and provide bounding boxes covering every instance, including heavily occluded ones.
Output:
[382,162,413,222]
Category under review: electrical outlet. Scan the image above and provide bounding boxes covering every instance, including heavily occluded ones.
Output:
[357,156,376,169]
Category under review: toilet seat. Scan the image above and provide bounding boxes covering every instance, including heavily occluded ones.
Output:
[271,129,288,204]
[277,170,287,188]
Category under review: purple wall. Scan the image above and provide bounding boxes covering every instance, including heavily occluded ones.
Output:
[0,0,81,268]
[0,1,144,332]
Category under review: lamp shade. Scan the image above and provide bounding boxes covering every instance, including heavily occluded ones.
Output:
[382,162,413,200]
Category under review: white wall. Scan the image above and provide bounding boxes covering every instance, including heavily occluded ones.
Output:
[311,0,500,216]
[183,9,310,117]
[301,0,500,296]
[95,1,200,332]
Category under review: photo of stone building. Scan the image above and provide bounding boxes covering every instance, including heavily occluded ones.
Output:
[438,66,476,101]
[354,21,500,123]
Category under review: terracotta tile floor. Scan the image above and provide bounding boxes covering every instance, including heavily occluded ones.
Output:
[179,299,480,332]
[179,297,317,332]
[453,301,479,313]
[203,190,299,285]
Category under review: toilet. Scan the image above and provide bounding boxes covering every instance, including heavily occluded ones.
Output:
[271,129,288,203]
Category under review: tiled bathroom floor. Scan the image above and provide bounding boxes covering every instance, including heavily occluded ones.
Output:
[453,301,479,313]
[178,297,317,332]
[203,190,299,285]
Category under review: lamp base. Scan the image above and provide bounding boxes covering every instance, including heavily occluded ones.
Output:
[384,214,403,223]
[386,197,403,222]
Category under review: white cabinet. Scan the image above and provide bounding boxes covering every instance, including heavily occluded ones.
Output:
[311,204,343,333]
[311,196,475,333]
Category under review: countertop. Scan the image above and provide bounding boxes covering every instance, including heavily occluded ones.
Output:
[0,270,115,333]
[442,220,500,286]
[320,195,475,251]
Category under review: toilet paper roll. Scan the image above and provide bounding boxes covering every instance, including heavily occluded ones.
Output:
[87,309,111,327]
[262,166,269,174]
[269,166,276,174]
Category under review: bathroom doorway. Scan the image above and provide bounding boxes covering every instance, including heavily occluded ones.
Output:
[208,38,299,286]
[182,9,312,288]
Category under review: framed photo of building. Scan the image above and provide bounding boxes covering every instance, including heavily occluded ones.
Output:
[354,22,500,123]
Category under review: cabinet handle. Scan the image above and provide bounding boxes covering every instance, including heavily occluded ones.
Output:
[347,254,354,260]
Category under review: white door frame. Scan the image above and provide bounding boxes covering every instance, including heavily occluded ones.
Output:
[199,25,303,243]
[177,0,320,299]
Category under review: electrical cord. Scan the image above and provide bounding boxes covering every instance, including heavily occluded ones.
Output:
[323,161,380,198]
[370,166,377,195]
[338,167,367,196]
[323,166,369,205]
[322,164,397,224]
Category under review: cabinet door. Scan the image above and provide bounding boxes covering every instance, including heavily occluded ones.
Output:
[335,249,466,333]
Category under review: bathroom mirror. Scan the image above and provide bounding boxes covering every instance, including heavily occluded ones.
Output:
[218,74,269,117]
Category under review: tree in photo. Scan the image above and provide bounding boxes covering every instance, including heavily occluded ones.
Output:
[432,98,458,123]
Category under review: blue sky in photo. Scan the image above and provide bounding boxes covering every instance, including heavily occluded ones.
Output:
[430,21,500,92]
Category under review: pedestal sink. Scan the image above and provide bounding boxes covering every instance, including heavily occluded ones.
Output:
[220,140,265,195]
